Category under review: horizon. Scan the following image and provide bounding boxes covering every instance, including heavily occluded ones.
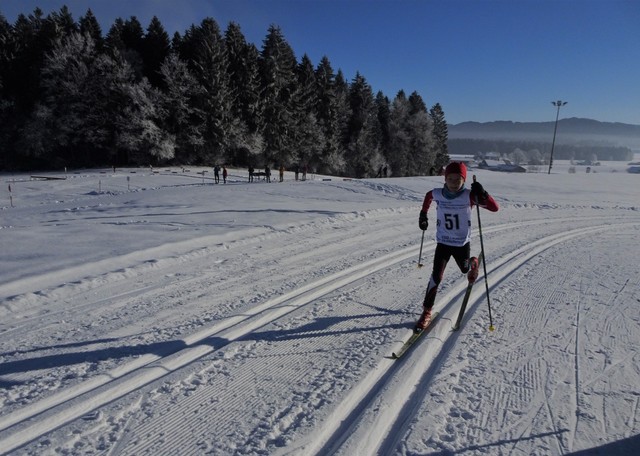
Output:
[1,0,639,126]
[451,116,640,127]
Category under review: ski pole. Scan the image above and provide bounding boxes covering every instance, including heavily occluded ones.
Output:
[473,175,495,331]
[417,230,425,268]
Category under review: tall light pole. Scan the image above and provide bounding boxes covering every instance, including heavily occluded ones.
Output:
[548,100,567,174]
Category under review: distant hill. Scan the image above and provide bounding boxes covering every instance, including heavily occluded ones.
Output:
[449,118,640,150]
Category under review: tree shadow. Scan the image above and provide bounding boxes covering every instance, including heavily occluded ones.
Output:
[0,302,412,382]
[0,337,121,357]
[247,304,412,343]
[0,336,229,380]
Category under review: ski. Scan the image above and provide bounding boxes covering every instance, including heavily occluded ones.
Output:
[392,312,440,359]
[452,252,484,331]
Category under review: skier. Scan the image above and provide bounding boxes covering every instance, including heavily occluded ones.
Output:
[222,166,228,184]
[416,162,499,331]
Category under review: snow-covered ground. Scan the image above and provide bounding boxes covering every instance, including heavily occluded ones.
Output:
[1,162,639,455]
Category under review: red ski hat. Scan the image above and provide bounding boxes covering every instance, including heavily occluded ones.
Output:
[445,162,467,181]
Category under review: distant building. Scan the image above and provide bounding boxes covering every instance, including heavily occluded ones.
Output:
[477,159,526,173]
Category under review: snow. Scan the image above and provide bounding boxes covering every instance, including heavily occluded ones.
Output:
[1,163,639,455]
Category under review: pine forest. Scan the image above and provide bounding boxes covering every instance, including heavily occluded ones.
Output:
[0,6,450,177]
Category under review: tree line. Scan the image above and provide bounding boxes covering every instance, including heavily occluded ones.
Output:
[0,6,449,177]
[449,139,633,163]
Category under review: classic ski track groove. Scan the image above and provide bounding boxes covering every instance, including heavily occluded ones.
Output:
[0,214,610,338]
[300,222,636,455]
[0,217,636,454]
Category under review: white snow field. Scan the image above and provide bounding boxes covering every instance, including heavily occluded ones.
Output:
[1,163,639,455]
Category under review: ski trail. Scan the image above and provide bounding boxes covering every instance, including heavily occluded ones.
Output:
[2,217,636,454]
[0,235,430,454]
[275,222,629,455]
[0,219,559,454]
[407,222,639,455]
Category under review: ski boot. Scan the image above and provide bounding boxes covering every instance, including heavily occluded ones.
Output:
[414,307,432,332]
[467,256,479,283]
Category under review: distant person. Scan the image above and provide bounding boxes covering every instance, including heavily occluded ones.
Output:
[295,165,300,181]
[265,165,271,183]
[222,166,228,184]
[415,162,499,332]
[214,165,220,184]
[248,166,254,182]
[279,164,284,182]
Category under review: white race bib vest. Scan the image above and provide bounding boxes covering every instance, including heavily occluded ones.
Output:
[432,188,472,246]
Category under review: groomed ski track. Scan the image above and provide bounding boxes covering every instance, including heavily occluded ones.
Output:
[1,201,638,454]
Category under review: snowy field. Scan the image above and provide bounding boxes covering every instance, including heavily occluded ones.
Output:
[1,162,639,455]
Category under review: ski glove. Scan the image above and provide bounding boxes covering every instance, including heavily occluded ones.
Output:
[419,211,428,230]
[471,181,488,202]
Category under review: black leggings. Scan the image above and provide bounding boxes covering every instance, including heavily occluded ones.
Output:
[423,242,471,309]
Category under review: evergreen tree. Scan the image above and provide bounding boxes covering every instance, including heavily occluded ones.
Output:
[314,56,344,174]
[43,5,77,38]
[104,18,125,52]
[375,91,391,168]
[95,50,172,164]
[0,7,446,173]
[143,16,170,88]
[0,15,12,83]
[297,54,318,109]
[344,72,381,178]
[180,18,232,163]
[158,53,206,164]
[388,90,437,177]
[260,25,298,166]
[106,16,145,80]
[78,9,104,51]
[24,32,172,167]
[7,8,80,166]
[114,76,174,164]
[375,91,393,174]
[293,54,322,169]
[429,102,449,172]
[225,22,261,132]
[224,22,264,165]
[0,14,13,168]
[121,16,145,52]
[333,69,351,173]
[9,10,47,114]
[407,91,435,176]
[170,31,182,51]
[388,90,411,176]
[25,32,98,166]
[408,91,427,115]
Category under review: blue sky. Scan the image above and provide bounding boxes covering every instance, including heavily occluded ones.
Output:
[1,0,639,125]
